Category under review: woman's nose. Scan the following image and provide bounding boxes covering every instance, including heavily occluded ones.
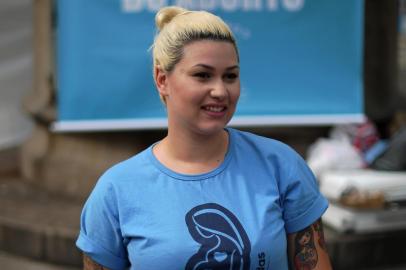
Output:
[210,80,228,99]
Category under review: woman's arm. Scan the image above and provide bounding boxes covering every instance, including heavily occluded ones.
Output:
[287,219,332,270]
[83,254,111,270]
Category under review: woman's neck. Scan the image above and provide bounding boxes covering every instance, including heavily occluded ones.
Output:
[153,128,229,174]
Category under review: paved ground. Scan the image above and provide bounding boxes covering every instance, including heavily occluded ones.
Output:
[0,177,83,267]
[0,251,80,270]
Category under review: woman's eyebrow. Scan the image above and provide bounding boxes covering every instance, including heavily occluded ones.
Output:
[192,64,239,70]
[192,64,214,70]
[226,65,240,70]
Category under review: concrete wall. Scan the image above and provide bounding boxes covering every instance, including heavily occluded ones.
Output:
[0,0,33,150]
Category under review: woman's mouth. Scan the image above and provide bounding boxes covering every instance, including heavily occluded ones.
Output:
[202,106,226,112]
[201,105,227,118]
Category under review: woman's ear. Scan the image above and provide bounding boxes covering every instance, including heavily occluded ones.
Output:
[154,66,169,98]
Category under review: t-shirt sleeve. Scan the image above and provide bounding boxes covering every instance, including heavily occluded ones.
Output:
[76,175,129,270]
[280,151,329,234]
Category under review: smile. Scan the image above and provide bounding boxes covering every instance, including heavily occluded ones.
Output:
[202,106,226,112]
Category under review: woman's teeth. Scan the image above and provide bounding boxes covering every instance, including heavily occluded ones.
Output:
[204,106,224,112]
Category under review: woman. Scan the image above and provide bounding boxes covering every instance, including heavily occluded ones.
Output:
[77,6,332,270]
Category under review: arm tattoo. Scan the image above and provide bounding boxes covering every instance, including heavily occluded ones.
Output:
[312,219,327,251]
[83,255,109,270]
[293,226,318,270]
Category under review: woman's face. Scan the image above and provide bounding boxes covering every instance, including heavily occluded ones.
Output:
[299,231,311,246]
[156,40,240,136]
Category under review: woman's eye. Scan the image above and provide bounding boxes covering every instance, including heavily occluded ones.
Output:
[194,72,211,79]
[225,73,239,80]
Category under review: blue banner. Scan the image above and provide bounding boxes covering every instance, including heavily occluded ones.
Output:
[55,0,364,131]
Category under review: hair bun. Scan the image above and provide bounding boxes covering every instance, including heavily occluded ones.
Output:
[155,6,188,31]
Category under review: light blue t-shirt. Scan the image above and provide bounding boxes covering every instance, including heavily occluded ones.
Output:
[76,128,328,270]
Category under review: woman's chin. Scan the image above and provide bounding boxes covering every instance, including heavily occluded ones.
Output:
[193,120,231,137]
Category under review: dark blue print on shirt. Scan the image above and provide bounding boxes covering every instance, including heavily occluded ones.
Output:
[185,203,251,270]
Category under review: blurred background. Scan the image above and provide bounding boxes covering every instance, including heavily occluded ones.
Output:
[0,0,33,168]
[0,0,405,269]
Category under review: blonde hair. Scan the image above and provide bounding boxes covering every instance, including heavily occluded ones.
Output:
[152,6,238,75]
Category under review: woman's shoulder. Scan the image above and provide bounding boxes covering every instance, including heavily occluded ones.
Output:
[97,145,154,185]
[229,128,309,175]
[230,128,299,158]
[82,145,159,215]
